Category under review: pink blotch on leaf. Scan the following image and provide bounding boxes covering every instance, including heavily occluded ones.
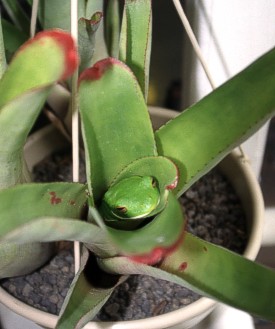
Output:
[128,230,185,265]
[49,192,62,205]
[179,262,188,271]
[166,176,179,190]
[166,165,180,190]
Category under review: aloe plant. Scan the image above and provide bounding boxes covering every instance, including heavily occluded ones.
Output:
[0,1,275,329]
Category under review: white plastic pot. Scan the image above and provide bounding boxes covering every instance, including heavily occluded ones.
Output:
[0,108,264,329]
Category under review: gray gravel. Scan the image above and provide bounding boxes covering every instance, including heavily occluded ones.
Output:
[1,150,247,321]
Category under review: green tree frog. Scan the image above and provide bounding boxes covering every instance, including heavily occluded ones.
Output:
[100,176,160,221]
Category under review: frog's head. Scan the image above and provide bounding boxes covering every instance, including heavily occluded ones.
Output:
[100,176,160,221]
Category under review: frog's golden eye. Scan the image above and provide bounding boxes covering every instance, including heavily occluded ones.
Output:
[116,206,127,213]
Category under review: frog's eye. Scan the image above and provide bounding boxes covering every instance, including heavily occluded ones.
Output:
[116,206,127,214]
[151,177,157,188]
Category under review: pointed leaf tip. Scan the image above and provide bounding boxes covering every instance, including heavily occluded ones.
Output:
[19,29,79,80]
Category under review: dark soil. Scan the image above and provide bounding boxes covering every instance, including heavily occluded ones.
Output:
[1,148,248,321]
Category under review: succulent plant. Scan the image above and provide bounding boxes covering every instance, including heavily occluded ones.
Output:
[0,1,275,329]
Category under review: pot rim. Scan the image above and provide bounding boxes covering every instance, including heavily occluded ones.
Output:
[0,107,264,329]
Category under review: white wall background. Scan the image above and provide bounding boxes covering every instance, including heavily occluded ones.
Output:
[182,0,275,178]
[182,3,275,327]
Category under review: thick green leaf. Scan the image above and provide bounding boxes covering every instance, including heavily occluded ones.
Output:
[38,0,86,31]
[161,233,275,321]
[0,89,48,188]
[40,0,104,27]
[87,0,108,63]
[91,192,185,263]
[155,47,275,196]
[0,30,78,108]
[0,182,88,278]
[119,0,152,98]
[111,156,178,188]
[39,0,70,31]
[0,30,78,187]
[1,0,30,33]
[0,90,48,154]
[84,0,103,17]
[98,252,199,292]
[0,18,7,78]
[57,247,125,329]
[0,242,55,279]
[99,232,275,321]
[78,12,103,73]
[1,19,28,61]
[1,217,116,259]
[79,58,156,201]
[105,0,120,58]
[0,31,78,277]
[0,183,87,236]
[0,183,117,258]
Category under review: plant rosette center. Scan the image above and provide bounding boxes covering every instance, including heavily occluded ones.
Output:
[100,175,160,224]
[91,167,185,265]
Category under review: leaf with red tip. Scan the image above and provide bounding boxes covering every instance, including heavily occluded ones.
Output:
[0,30,78,278]
[90,192,185,264]
[0,30,78,188]
[0,29,78,109]
[99,232,275,322]
[79,58,156,201]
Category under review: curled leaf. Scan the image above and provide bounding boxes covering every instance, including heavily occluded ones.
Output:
[78,12,103,72]
[91,192,185,264]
